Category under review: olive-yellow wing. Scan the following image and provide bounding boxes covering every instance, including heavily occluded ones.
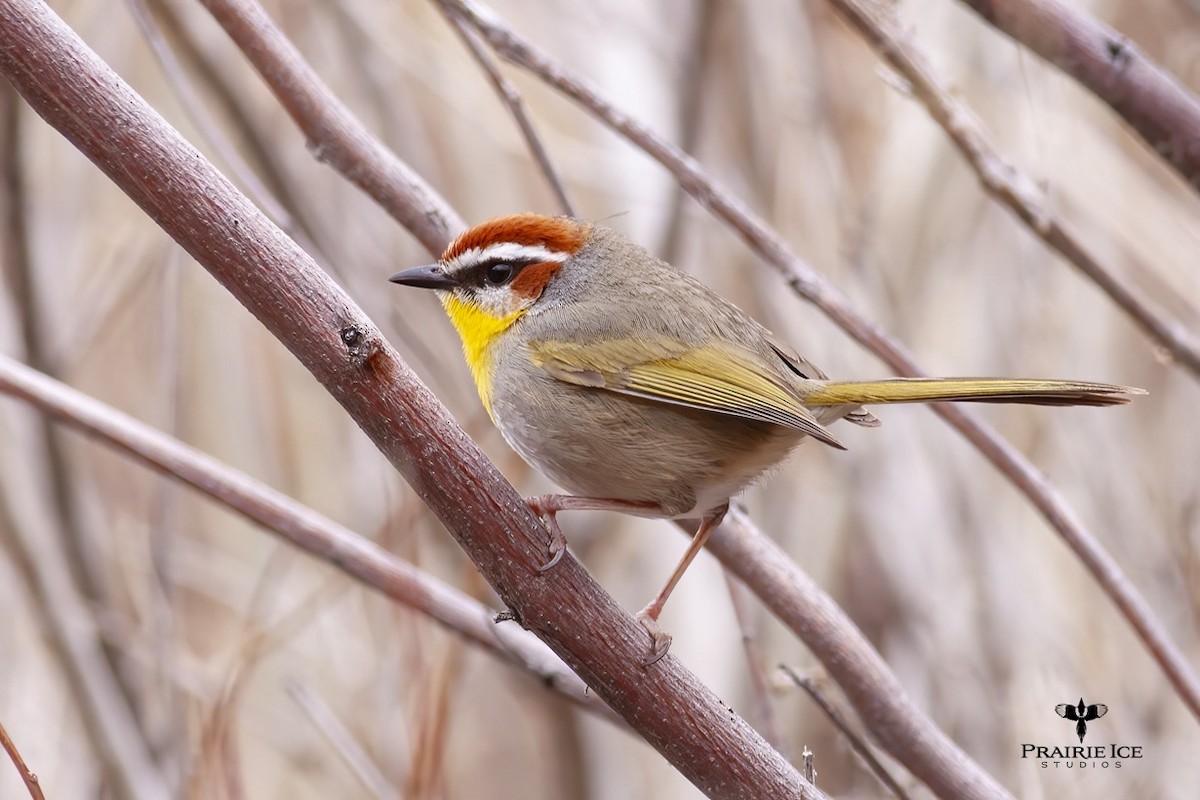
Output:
[529,337,846,449]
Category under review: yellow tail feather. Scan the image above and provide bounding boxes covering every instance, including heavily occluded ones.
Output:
[803,378,1144,408]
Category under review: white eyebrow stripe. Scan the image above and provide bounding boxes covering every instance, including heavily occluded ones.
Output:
[447,242,569,271]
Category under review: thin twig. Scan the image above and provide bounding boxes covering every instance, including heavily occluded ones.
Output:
[165,3,821,793]
[724,573,786,752]
[690,512,1008,800]
[138,0,451,395]
[0,353,613,724]
[196,648,249,800]
[826,0,1200,377]
[196,0,462,255]
[658,0,717,264]
[404,635,462,799]
[780,666,912,800]
[1,80,168,800]
[286,678,398,800]
[957,0,1200,195]
[0,718,46,800]
[144,248,187,786]
[124,0,309,249]
[444,0,1200,729]
[143,0,323,242]
[440,9,576,216]
[0,2,819,785]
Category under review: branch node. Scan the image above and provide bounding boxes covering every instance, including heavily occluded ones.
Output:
[1105,36,1131,70]
[494,607,523,626]
[339,323,381,368]
[306,138,329,163]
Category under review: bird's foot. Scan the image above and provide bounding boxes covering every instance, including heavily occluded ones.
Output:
[526,495,567,572]
[635,607,673,667]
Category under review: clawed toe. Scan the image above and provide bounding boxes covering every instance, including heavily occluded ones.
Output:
[527,496,567,572]
[635,610,673,666]
[536,533,565,572]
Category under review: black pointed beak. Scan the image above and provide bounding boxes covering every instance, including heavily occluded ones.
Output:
[388,264,457,290]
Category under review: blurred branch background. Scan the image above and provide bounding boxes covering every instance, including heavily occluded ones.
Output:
[1,0,1197,798]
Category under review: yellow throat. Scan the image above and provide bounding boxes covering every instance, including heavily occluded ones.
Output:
[440,294,522,416]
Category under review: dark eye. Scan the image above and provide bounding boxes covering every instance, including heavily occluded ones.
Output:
[484,262,515,286]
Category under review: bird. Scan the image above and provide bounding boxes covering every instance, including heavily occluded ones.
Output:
[1056,698,1109,742]
[389,213,1143,663]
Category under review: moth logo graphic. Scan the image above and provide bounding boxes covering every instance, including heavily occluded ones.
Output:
[1055,698,1108,743]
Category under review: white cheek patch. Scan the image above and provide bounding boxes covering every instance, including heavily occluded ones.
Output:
[472,284,522,318]
[446,242,568,272]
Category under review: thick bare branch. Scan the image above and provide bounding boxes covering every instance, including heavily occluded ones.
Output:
[0,3,819,796]
[958,0,1200,195]
[154,17,1046,796]
[443,0,1200,730]
[124,0,293,239]
[0,353,613,723]
[708,510,1009,800]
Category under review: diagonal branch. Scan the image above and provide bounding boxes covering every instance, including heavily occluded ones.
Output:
[439,9,576,216]
[703,511,1011,800]
[0,3,819,796]
[285,679,398,800]
[441,0,1200,730]
[2,81,168,800]
[957,0,1200,196]
[124,0,302,246]
[779,666,911,800]
[0,353,614,724]
[826,0,1200,378]
[0,718,47,800]
[191,2,1013,795]
[197,0,462,254]
[157,3,1014,797]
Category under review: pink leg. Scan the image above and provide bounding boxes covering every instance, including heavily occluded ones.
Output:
[525,495,663,572]
[636,502,729,666]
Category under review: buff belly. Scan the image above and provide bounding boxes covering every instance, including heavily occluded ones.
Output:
[487,346,803,519]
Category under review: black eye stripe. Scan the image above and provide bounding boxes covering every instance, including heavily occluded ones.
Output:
[474,257,537,286]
